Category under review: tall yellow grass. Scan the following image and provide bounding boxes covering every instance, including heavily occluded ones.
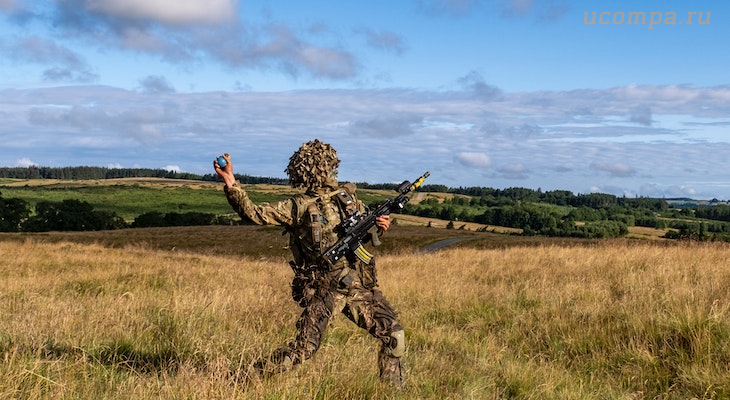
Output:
[1,239,729,399]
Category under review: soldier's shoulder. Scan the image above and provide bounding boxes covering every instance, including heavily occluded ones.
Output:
[341,182,356,194]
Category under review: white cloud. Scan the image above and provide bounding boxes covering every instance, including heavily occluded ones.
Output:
[16,157,37,167]
[86,0,238,25]
[3,84,730,199]
[664,185,698,198]
[590,162,636,177]
[139,75,176,93]
[295,45,358,79]
[498,163,528,179]
[0,36,99,83]
[0,0,17,11]
[356,28,407,55]
[455,152,491,168]
[1,1,358,81]
[458,71,502,101]
[348,114,423,137]
[629,105,652,126]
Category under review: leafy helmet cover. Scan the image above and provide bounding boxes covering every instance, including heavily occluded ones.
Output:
[285,139,341,189]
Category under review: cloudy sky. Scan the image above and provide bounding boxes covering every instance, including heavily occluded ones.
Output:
[1,0,729,199]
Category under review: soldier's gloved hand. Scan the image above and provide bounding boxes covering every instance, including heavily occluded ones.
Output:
[375,215,391,233]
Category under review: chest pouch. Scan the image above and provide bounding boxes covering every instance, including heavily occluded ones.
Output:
[335,186,358,216]
[307,203,323,252]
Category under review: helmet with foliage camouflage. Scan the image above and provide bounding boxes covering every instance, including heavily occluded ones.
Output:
[285,139,340,189]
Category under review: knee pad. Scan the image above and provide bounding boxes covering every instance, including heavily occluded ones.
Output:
[389,329,405,358]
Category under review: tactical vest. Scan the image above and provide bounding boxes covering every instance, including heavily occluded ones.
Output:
[288,183,361,267]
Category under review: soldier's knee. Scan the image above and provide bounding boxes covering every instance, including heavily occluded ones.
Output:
[386,329,405,358]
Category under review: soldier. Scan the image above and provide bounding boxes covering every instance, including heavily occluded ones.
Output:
[213,139,406,387]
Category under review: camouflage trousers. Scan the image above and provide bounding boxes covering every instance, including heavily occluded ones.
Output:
[255,278,406,387]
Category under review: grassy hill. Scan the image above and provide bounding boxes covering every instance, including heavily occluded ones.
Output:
[0,177,676,240]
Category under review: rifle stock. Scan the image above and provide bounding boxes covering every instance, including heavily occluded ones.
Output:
[322,171,430,265]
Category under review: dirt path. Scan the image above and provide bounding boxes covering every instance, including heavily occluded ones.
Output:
[420,237,473,253]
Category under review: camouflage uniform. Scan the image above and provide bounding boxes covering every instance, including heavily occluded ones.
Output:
[223,140,405,387]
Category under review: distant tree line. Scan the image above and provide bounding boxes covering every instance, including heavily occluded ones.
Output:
[131,211,236,228]
[200,173,288,185]
[0,192,232,232]
[0,166,202,180]
[401,187,730,241]
[0,194,125,232]
[403,199,635,239]
[421,186,669,210]
[0,166,287,185]
[4,168,730,241]
[692,204,730,222]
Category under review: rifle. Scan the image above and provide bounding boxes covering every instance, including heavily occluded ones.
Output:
[322,171,430,265]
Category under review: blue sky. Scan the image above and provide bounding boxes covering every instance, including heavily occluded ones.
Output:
[1,0,729,199]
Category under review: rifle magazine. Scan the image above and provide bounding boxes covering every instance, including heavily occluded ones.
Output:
[353,244,374,264]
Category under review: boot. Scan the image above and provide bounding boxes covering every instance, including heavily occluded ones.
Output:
[378,353,406,389]
[254,348,294,378]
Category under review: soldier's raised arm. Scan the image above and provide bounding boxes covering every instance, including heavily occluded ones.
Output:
[214,153,294,226]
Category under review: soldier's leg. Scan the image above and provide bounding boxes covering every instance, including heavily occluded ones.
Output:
[255,290,345,376]
[344,288,406,387]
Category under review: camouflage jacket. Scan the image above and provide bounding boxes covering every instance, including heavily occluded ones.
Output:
[224,182,366,268]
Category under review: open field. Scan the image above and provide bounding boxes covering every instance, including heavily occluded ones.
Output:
[1,227,729,399]
[0,178,231,222]
[0,178,406,222]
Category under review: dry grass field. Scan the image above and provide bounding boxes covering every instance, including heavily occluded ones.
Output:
[1,228,729,399]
